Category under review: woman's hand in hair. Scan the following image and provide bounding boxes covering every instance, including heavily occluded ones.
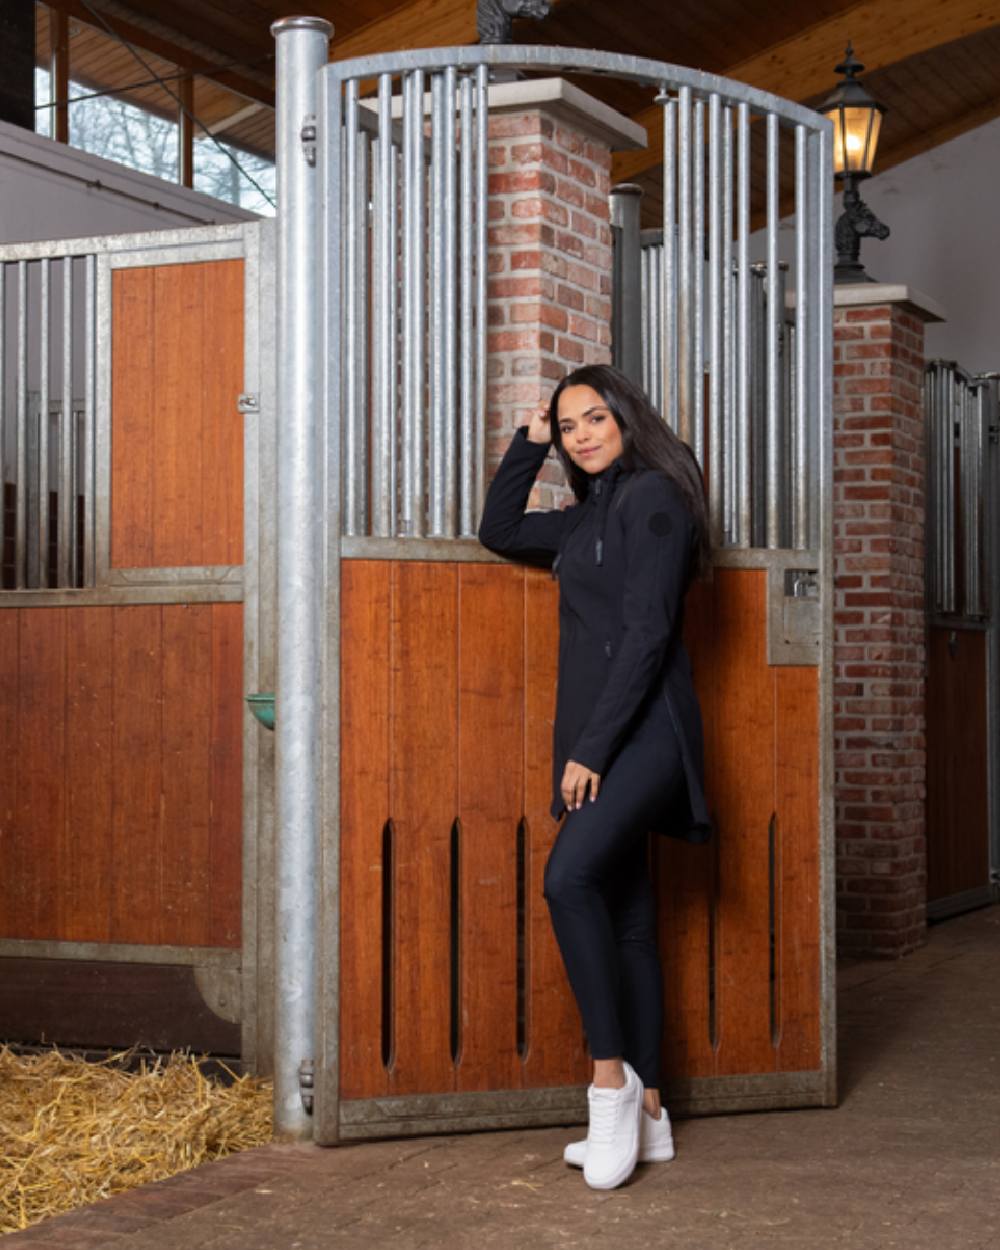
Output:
[561,759,600,811]
[526,405,552,446]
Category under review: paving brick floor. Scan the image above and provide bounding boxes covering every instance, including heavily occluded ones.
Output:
[6,905,999,1249]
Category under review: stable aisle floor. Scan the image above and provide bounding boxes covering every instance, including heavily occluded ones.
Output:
[6,904,999,1250]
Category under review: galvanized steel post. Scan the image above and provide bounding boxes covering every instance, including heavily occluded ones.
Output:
[271,13,332,1140]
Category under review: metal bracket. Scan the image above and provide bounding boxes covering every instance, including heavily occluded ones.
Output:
[300,116,317,166]
[299,1059,315,1114]
[237,392,260,413]
[766,564,821,665]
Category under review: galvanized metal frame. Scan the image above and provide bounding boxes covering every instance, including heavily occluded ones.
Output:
[296,42,835,1144]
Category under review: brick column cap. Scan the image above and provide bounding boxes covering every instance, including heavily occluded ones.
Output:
[832,283,947,324]
[486,78,646,151]
[362,76,646,152]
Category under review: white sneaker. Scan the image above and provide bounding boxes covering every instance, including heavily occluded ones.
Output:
[564,1105,675,1169]
[580,1061,643,1189]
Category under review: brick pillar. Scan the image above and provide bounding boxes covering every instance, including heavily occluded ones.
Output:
[485,83,644,508]
[832,286,945,958]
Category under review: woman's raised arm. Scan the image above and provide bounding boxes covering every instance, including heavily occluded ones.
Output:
[478,420,574,568]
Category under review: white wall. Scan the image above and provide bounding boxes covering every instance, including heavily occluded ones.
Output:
[858,116,1000,372]
[0,119,258,243]
[750,114,1000,374]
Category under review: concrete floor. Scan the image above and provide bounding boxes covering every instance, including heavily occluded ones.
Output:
[7,904,1000,1250]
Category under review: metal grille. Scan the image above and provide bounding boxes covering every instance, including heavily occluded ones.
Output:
[337,66,489,539]
[0,254,96,589]
[924,360,996,619]
[323,47,831,554]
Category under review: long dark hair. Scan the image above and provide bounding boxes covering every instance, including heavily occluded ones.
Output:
[548,364,710,578]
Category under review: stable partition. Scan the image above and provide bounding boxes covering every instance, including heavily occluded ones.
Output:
[286,38,836,1143]
[0,223,270,1063]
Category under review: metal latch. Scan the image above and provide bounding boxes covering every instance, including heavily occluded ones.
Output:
[786,568,820,600]
[301,116,317,166]
[237,393,259,414]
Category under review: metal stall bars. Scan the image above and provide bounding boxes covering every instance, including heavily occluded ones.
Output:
[0,250,96,590]
[272,42,835,1145]
[923,361,1000,916]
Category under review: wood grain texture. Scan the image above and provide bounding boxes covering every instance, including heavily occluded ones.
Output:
[63,607,114,942]
[209,603,243,948]
[709,568,776,1075]
[0,612,22,933]
[110,268,155,568]
[339,560,392,1099]
[388,562,459,1094]
[773,665,821,1071]
[16,609,67,940]
[160,604,213,946]
[926,626,990,903]
[335,559,824,1100]
[0,605,242,949]
[110,260,244,570]
[110,605,163,944]
[456,563,523,1091]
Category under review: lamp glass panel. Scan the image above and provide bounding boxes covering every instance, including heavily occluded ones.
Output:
[833,105,881,174]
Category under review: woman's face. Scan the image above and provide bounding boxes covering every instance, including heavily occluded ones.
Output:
[555,385,624,475]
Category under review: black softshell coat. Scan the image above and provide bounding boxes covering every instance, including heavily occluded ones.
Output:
[479,427,712,844]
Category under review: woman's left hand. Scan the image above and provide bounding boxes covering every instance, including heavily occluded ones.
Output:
[561,759,600,811]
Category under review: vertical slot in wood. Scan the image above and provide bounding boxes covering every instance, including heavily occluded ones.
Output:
[769,811,779,1047]
[708,822,719,1050]
[381,818,395,1070]
[516,817,528,1060]
[450,818,462,1065]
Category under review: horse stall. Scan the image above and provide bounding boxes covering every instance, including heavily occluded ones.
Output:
[1,26,836,1146]
[0,223,271,1069]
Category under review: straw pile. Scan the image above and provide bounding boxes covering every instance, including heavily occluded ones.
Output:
[0,1046,272,1235]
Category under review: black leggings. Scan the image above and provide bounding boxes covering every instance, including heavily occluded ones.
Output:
[543,705,682,1090]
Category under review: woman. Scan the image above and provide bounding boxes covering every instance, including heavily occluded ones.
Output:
[478,364,711,1190]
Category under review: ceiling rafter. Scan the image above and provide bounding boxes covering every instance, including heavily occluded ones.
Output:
[612,0,1000,183]
[331,0,564,64]
[44,0,275,108]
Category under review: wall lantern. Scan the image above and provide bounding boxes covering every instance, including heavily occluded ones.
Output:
[818,44,890,283]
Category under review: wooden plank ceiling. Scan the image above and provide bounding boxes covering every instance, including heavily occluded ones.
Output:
[37,0,1000,217]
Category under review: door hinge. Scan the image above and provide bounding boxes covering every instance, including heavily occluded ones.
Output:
[301,115,317,166]
[299,1058,315,1114]
[238,393,259,414]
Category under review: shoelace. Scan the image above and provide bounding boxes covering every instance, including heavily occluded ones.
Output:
[587,1087,626,1146]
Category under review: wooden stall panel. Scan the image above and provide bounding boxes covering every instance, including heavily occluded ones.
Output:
[110,260,244,570]
[336,560,822,1103]
[0,605,243,949]
[456,563,523,1091]
[926,626,990,903]
[773,666,821,1071]
[388,562,459,1095]
[14,609,67,940]
[339,561,392,1100]
[64,608,114,942]
[710,568,776,1075]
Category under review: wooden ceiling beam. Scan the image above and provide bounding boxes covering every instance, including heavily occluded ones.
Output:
[45,0,275,108]
[613,0,1000,182]
[332,0,564,64]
